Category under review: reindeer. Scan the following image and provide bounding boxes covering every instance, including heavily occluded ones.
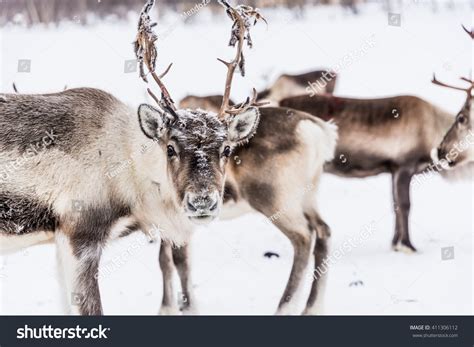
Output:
[0,0,262,315]
[279,93,456,253]
[158,1,337,315]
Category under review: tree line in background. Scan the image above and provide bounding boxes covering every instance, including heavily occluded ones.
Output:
[0,0,463,26]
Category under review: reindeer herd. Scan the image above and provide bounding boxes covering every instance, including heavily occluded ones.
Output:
[0,0,472,316]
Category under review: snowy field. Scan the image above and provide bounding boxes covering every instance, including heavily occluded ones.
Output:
[0,1,473,315]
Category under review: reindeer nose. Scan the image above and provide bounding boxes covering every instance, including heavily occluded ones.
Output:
[186,191,219,214]
[437,147,446,160]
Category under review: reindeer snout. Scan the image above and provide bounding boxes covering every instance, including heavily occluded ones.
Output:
[436,147,455,167]
[437,147,446,161]
[185,191,219,216]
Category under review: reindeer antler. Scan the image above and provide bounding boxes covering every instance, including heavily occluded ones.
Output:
[432,74,473,93]
[217,0,267,119]
[134,0,177,115]
[462,24,474,39]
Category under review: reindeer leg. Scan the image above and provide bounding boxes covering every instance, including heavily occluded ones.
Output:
[55,204,131,315]
[172,244,198,315]
[303,237,329,315]
[158,240,180,315]
[274,216,313,315]
[55,231,103,315]
[391,171,403,248]
[302,212,330,315]
[392,168,416,253]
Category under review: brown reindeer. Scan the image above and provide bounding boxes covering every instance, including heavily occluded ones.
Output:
[279,93,454,252]
[158,0,337,315]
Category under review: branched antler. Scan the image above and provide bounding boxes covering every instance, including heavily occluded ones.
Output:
[134,0,177,114]
[432,74,473,94]
[217,0,267,119]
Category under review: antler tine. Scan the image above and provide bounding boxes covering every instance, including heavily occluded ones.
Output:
[432,74,471,93]
[460,76,474,85]
[146,87,161,105]
[135,0,177,114]
[462,24,474,39]
[158,63,173,79]
[225,88,269,115]
[217,0,266,120]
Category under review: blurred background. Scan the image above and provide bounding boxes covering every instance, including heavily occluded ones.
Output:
[0,0,472,315]
[1,0,469,27]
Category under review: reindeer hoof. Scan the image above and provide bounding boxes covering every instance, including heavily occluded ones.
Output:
[393,241,417,254]
[158,305,181,315]
[302,304,325,316]
[275,302,301,315]
[180,305,199,315]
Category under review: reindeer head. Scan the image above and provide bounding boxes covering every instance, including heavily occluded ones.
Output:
[432,25,474,168]
[137,104,259,224]
[434,77,474,168]
[134,0,263,224]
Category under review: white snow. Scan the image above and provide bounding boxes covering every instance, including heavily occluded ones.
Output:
[0,1,472,315]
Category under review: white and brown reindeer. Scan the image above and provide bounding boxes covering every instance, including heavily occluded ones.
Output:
[0,0,263,315]
[158,0,337,315]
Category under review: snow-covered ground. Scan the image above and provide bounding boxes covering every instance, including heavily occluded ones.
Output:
[0,1,473,315]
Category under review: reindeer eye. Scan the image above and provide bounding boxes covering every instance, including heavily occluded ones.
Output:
[167,145,176,158]
[458,115,467,124]
[222,146,231,157]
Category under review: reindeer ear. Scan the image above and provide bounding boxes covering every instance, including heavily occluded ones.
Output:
[138,104,170,139]
[227,107,260,144]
